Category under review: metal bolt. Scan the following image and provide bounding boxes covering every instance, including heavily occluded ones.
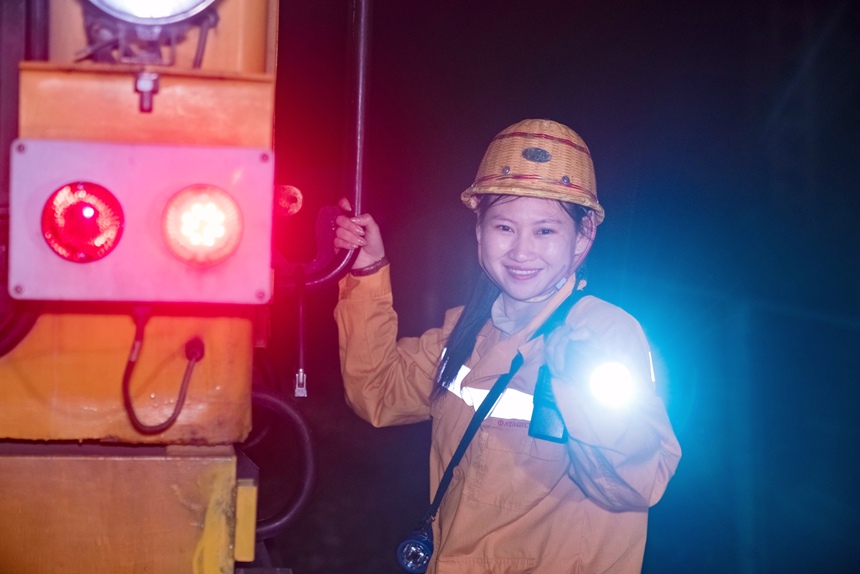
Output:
[135,72,160,113]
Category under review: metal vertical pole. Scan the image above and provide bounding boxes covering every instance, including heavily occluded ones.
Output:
[304,0,371,289]
[348,0,371,218]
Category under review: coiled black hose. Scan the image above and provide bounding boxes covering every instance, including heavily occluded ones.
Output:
[247,386,316,540]
[0,302,38,358]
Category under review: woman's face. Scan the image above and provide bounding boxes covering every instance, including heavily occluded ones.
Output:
[476,196,592,304]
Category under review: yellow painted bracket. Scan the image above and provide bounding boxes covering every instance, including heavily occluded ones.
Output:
[234,478,259,562]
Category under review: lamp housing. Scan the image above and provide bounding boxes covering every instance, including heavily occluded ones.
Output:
[8,138,273,304]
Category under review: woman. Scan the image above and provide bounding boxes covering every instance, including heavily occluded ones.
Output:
[334,119,681,573]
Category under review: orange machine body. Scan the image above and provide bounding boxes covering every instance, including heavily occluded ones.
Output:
[0,1,278,571]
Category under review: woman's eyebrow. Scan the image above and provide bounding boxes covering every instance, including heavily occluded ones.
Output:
[486,214,565,225]
[532,217,565,225]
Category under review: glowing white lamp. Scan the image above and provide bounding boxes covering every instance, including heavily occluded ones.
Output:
[87,0,217,25]
[589,362,635,408]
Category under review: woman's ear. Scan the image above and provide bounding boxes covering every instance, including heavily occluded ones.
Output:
[572,210,597,269]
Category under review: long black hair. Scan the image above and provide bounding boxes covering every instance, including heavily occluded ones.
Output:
[434,195,592,395]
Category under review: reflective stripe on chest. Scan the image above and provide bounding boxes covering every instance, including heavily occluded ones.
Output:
[445,364,534,422]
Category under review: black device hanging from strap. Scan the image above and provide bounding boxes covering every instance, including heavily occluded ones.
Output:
[395,288,586,573]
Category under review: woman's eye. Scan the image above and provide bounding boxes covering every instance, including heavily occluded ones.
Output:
[537,228,555,235]
[496,224,513,232]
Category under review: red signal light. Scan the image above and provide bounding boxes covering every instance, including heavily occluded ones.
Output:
[162,184,242,266]
[41,181,124,263]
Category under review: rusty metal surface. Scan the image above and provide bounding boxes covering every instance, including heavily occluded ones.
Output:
[0,443,237,574]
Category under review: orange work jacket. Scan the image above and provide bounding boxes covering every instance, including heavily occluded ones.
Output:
[335,265,681,574]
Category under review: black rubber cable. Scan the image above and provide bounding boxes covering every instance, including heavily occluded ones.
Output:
[122,307,204,435]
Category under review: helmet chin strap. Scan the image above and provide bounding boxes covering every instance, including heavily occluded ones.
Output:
[522,274,572,303]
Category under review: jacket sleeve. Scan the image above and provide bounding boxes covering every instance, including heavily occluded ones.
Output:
[552,298,682,512]
[334,264,450,427]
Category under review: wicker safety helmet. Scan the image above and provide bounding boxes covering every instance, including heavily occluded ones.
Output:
[461,119,604,224]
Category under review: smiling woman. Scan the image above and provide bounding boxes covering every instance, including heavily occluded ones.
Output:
[476,195,594,327]
[333,118,681,574]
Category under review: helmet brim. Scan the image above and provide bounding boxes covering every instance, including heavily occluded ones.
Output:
[461,185,605,225]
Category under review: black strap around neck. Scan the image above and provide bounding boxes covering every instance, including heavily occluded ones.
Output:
[421,287,585,523]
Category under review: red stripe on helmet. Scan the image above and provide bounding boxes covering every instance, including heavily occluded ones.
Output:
[493,131,591,156]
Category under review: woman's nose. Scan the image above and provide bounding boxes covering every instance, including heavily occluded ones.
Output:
[508,234,536,261]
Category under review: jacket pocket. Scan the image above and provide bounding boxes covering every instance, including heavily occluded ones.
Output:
[464,425,568,511]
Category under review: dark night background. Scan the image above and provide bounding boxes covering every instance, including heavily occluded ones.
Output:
[0,0,857,573]
[265,1,859,573]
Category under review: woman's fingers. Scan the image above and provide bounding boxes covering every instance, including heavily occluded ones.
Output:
[334,222,368,249]
[333,198,386,268]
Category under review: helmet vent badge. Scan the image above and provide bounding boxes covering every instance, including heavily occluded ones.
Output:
[522,147,552,163]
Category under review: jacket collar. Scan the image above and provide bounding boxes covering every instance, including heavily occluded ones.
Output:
[464,275,578,383]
